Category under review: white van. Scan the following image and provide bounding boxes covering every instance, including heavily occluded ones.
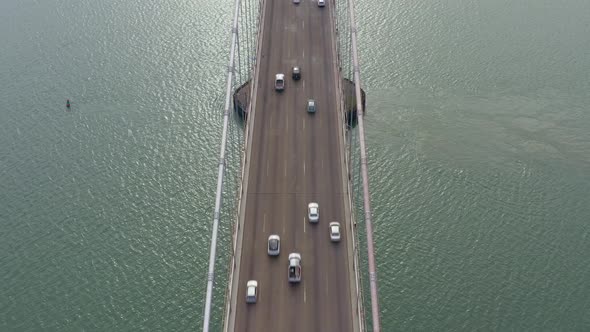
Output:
[246,280,258,303]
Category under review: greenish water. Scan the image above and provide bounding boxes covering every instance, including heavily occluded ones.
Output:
[1,0,590,331]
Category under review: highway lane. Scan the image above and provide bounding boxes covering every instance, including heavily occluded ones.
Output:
[233,0,354,331]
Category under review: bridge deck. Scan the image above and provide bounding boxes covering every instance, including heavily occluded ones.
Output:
[227,0,359,331]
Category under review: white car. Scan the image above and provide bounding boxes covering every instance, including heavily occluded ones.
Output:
[246,280,258,303]
[275,73,285,91]
[308,202,319,223]
[288,253,302,283]
[293,0,300,3]
[329,222,341,242]
[318,0,325,7]
[267,234,280,256]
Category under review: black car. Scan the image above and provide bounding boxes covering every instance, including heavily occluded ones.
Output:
[292,66,301,80]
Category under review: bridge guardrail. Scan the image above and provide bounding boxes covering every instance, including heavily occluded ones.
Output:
[344,0,382,329]
[332,1,366,331]
[203,0,264,330]
[221,0,265,331]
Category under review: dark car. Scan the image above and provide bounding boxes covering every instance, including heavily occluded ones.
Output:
[292,66,301,80]
[307,99,316,113]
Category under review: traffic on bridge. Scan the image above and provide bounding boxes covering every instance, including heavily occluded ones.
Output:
[228,0,357,331]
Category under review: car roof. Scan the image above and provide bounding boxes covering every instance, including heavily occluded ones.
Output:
[247,280,258,287]
[308,202,318,208]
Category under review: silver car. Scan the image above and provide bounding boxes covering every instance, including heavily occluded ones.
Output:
[275,73,285,91]
[308,202,319,223]
[318,0,325,7]
[267,234,280,256]
[329,222,341,242]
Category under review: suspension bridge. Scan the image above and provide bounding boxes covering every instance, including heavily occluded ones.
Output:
[202,0,380,331]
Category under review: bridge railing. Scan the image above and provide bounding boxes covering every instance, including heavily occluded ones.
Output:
[201,0,241,327]
[343,0,382,330]
[221,0,264,331]
[332,0,367,331]
[335,0,382,330]
[203,0,261,330]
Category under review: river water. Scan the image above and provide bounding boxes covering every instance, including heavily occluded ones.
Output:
[1,0,589,330]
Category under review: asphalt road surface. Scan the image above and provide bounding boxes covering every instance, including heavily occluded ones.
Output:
[232,0,354,331]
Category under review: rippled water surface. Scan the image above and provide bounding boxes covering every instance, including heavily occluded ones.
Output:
[358,0,590,330]
[1,0,590,330]
[0,0,233,330]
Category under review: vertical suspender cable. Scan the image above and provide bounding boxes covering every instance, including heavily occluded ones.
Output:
[345,0,356,230]
[202,0,242,330]
[236,23,243,89]
[346,0,382,330]
[244,0,252,80]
